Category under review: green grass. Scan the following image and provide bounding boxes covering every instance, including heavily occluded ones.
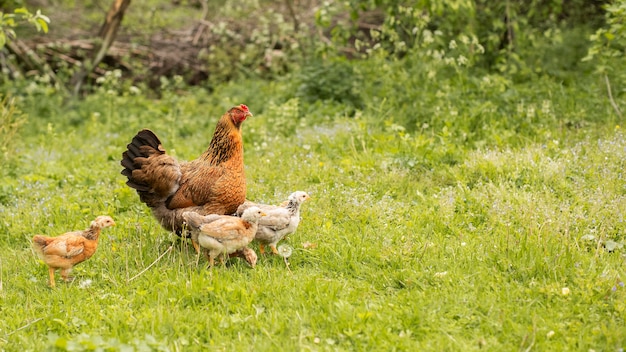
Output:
[1,69,625,351]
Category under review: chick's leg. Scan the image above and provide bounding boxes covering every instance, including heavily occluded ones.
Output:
[270,245,279,255]
[48,267,56,288]
[206,253,215,268]
[191,239,200,255]
[259,244,266,255]
[203,250,212,267]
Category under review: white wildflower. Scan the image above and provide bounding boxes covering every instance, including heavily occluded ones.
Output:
[79,279,93,289]
[129,86,141,95]
[457,55,468,66]
[277,244,293,258]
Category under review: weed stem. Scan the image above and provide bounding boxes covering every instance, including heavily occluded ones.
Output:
[6,318,43,336]
[128,246,173,282]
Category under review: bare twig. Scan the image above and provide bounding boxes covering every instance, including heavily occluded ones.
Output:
[284,0,300,33]
[127,245,173,282]
[604,74,623,118]
[6,318,43,336]
[192,0,210,46]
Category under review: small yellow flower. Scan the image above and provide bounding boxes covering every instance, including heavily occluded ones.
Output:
[561,287,570,295]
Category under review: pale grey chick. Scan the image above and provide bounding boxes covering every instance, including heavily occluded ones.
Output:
[239,191,310,255]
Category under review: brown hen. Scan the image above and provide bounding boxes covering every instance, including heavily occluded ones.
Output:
[32,216,115,287]
[121,105,252,235]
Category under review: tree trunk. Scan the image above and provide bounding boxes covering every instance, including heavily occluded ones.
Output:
[69,0,131,97]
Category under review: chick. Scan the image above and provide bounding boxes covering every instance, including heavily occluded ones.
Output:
[181,212,221,254]
[32,216,115,287]
[181,212,259,268]
[182,207,265,268]
[238,191,310,255]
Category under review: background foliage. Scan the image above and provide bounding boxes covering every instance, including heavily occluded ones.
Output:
[0,0,625,350]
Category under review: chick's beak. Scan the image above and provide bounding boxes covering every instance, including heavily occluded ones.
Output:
[260,212,267,216]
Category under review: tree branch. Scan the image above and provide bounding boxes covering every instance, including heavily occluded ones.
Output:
[70,0,132,96]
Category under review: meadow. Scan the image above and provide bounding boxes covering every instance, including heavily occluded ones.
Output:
[1,0,626,346]
[0,61,624,351]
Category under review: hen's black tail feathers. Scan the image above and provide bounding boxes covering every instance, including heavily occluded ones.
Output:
[121,129,162,192]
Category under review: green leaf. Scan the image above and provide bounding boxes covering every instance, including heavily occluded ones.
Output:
[38,13,51,24]
[580,234,596,241]
[36,18,49,33]
[603,240,623,252]
[13,7,29,15]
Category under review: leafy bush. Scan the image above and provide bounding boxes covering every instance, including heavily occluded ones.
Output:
[0,6,49,49]
[0,95,27,156]
[295,58,364,110]
[322,0,602,80]
[585,0,626,72]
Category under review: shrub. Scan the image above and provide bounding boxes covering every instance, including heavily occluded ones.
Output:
[0,95,27,157]
[295,58,364,110]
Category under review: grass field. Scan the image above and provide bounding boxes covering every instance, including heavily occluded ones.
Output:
[0,67,625,351]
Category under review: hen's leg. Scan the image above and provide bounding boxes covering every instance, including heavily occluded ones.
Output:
[48,267,56,288]
[60,268,73,282]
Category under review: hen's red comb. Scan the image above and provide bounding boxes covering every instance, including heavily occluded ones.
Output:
[239,104,249,112]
